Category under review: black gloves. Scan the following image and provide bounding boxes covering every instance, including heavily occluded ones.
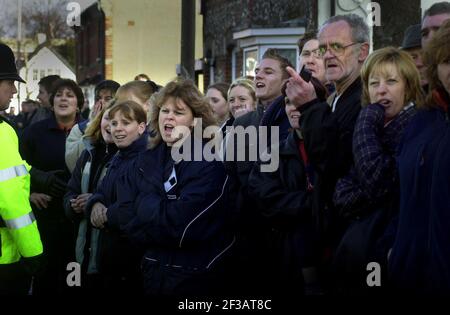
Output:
[30,168,68,198]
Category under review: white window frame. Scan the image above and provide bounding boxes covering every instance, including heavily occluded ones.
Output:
[233,27,305,77]
[231,47,238,81]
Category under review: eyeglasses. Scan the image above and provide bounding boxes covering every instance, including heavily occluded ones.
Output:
[317,42,361,57]
[300,48,321,59]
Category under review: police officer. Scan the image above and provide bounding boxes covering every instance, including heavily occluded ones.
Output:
[0,43,44,295]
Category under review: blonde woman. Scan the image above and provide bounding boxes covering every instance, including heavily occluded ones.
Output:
[333,47,424,294]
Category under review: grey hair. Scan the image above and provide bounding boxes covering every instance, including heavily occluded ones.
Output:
[320,14,370,43]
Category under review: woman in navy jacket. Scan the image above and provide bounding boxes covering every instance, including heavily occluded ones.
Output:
[388,21,450,294]
[86,100,148,293]
[114,78,235,296]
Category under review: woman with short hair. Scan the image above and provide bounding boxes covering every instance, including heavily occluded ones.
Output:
[332,47,424,294]
[20,78,85,294]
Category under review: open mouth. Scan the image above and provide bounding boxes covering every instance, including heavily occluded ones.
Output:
[326,63,338,70]
[114,135,126,141]
[255,82,265,89]
[378,99,392,107]
[164,124,175,134]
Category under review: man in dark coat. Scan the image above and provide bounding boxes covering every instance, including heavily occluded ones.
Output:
[284,14,370,291]
[224,49,293,295]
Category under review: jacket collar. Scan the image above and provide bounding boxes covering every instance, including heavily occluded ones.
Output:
[117,131,149,159]
[47,112,82,131]
[327,77,362,107]
[432,88,450,112]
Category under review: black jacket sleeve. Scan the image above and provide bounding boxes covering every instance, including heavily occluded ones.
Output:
[248,156,313,224]
[299,100,335,175]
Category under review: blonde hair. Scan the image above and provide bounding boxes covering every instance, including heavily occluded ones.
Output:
[84,99,117,145]
[228,77,257,103]
[149,78,216,149]
[361,46,424,108]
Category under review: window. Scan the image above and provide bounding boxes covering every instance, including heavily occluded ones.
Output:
[40,70,45,79]
[48,69,53,75]
[33,69,38,81]
[243,48,258,78]
[233,27,305,76]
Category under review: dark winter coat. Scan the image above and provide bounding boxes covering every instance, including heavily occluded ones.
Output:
[19,112,82,293]
[114,139,235,296]
[331,102,417,294]
[389,89,450,294]
[334,103,417,219]
[248,130,317,294]
[84,132,148,277]
[63,138,118,275]
[225,96,290,230]
[298,78,363,243]
[20,112,82,219]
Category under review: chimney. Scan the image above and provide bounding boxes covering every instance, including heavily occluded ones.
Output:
[37,33,47,45]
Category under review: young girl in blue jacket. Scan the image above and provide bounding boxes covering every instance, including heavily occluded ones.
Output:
[86,100,148,293]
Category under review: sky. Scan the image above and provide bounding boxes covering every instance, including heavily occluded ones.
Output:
[0,0,97,37]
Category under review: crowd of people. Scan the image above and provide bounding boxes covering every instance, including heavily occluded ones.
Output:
[1,1,450,298]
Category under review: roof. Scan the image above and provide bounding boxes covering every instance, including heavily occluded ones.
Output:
[20,44,75,73]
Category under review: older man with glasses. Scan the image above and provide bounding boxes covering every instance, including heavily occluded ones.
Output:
[284,14,370,293]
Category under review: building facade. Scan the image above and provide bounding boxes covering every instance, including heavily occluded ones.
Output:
[76,0,204,91]
[12,45,75,109]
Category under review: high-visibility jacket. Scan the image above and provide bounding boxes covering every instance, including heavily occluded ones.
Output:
[0,119,43,265]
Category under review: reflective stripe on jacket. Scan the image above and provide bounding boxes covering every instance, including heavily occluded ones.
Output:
[0,121,43,264]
